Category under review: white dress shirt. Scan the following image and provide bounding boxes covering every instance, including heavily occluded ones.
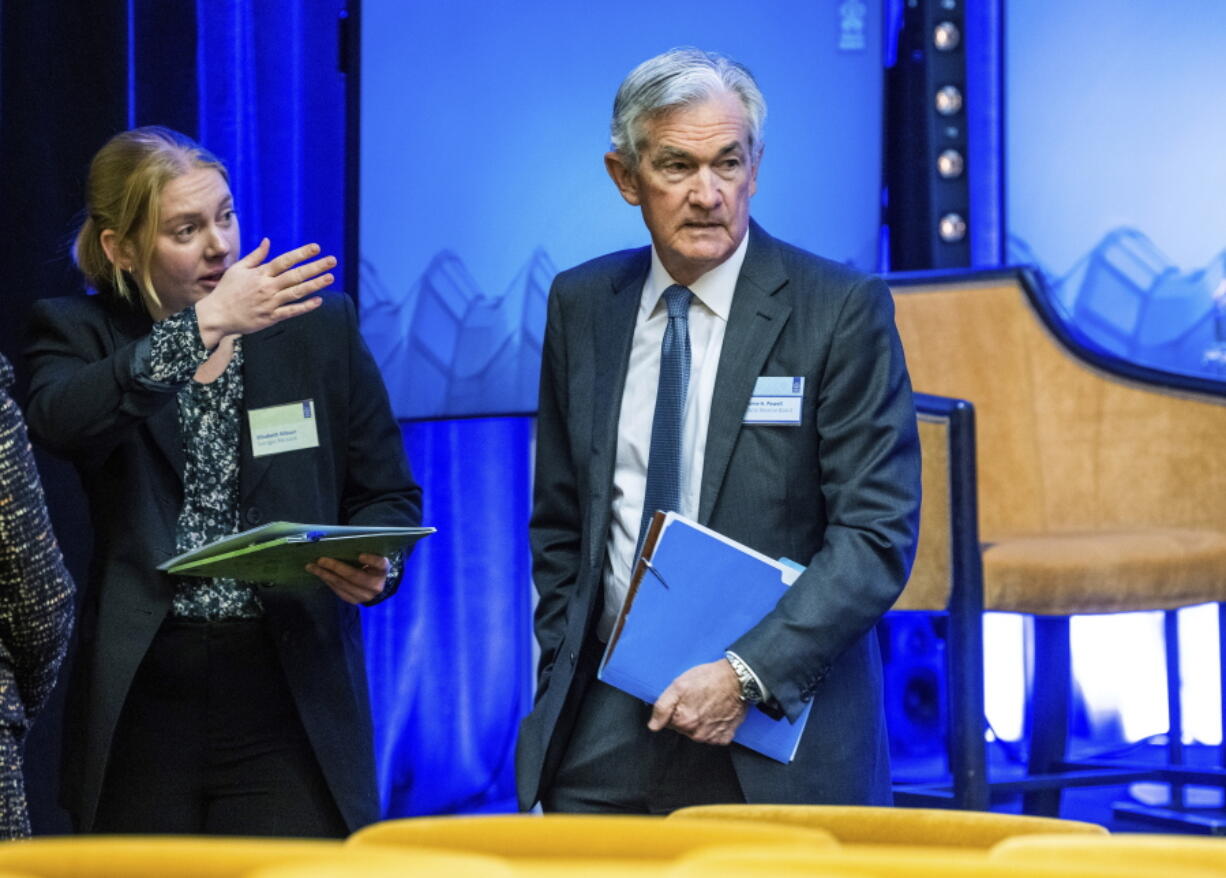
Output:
[596,233,749,641]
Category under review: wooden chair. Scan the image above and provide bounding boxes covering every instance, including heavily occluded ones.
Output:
[886,267,1226,823]
[669,804,1105,849]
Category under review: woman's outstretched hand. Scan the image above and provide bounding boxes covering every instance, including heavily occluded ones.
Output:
[195,239,335,349]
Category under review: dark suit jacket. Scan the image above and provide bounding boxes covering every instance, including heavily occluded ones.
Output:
[517,221,921,809]
[24,292,420,832]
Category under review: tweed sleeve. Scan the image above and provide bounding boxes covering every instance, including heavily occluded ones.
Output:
[0,356,75,727]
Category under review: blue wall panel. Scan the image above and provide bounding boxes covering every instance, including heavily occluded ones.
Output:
[360,0,886,419]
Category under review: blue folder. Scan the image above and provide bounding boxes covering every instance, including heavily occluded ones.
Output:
[598,512,813,763]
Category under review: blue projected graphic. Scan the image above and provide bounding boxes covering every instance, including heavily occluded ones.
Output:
[1007,0,1226,382]
[361,0,885,420]
[1008,230,1226,375]
[361,250,552,416]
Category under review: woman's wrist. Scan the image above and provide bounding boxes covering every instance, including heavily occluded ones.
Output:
[145,307,210,384]
[193,296,227,351]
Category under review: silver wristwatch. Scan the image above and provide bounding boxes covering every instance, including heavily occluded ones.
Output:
[724,650,764,704]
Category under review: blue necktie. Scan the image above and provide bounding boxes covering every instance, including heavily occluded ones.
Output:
[638,284,693,553]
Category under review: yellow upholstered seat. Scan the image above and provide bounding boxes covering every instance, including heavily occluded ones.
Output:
[348,814,834,875]
[0,837,499,878]
[982,528,1226,614]
[666,843,1220,878]
[245,858,514,878]
[669,804,1106,849]
[990,833,1226,877]
[888,268,1226,816]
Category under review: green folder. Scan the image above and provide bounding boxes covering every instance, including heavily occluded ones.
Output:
[158,521,435,587]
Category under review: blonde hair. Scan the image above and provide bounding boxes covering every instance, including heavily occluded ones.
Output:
[73,126,228,308]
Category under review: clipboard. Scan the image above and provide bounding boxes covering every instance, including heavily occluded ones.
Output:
[158,521,435,587]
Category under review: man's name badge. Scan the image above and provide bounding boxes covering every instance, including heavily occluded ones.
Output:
[248,399,320,457]
[743,376,804,426]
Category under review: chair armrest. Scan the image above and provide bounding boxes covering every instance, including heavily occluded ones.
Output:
[899,393,984,620]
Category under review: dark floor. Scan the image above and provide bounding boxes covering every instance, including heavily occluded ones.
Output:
[892,739,1226,834]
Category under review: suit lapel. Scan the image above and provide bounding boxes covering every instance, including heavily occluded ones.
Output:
[587,249,649,568]
[144,398,184,482]
[108,300,186,481]
[238,323,290,503]
[699,222,791,524]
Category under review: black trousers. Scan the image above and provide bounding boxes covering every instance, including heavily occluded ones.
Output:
[542,636,746,813]
[94,617,346,837]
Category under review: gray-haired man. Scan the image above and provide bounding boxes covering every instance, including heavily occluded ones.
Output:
[516,48,921,812]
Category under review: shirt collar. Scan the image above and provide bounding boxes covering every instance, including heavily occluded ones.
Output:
[642,229,749,322]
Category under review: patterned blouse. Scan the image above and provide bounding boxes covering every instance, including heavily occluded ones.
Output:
[147,308,262,620]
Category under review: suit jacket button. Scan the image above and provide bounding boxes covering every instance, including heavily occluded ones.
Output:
[569,650,576,664]
[245,507,263,525]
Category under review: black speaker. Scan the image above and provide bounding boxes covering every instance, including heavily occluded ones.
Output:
[881,614,949,759]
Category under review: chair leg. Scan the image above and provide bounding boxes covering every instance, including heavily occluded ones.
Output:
[947,608,988,810]
[1024,615,1070,817]
[1164,609,1186,809]
[1219,603,1225,773]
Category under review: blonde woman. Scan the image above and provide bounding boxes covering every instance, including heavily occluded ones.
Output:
[25,127,420,835]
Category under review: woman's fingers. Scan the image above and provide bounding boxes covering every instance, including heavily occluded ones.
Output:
[200,240,336,336]
[270,295,324,323]
[271,271,334,308]
[263,242,322,276]
[275,255,337,290]
[236,237,272,268]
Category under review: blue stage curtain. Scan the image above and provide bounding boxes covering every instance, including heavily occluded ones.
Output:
[194,0,347,271]
[366,417,533,815]
[194,1,532,816]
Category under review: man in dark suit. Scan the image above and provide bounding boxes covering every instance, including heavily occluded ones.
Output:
[516,48,921,812]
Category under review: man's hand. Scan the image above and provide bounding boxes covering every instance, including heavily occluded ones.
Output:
[306,552,390,604]
[648,658,749,745]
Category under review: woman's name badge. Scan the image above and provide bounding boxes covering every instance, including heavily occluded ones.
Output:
[248,400,320,457]
[743,376,804,426]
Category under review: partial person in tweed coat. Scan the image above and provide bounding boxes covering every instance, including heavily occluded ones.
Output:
[0,352,75,837]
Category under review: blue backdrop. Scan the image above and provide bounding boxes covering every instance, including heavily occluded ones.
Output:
[359,0,887,420]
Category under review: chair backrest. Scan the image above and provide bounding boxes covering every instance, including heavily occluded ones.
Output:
[668,844,1222,878]
[891,405,963,611]
[670,804,1105,849]
[347,814,835,860]
[244,854,514,878]
[891,270,1226,540]
[990,833,1226,876]
[0,837,488,878]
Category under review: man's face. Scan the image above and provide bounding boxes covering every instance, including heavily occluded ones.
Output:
[606,91,759,286]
